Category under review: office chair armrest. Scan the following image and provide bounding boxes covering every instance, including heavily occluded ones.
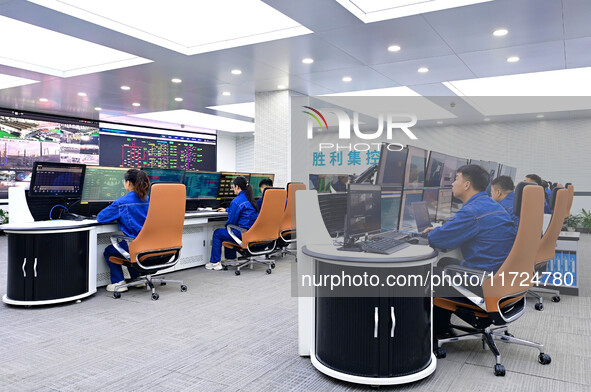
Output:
[226,224,246,246]
[442,264,489,310]
[110,234,134,260]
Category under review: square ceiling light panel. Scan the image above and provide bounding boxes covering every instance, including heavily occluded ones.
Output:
[0,15,152,77]
[0,73,39,90]
[336,0,492,23]
[207,102,255,119]
[443,67,591,116]
[29,0,312,55]
[132,109,255,133]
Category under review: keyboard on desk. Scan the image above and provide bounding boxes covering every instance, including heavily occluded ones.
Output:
[361,232,410,255]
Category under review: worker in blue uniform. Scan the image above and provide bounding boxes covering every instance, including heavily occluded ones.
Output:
[525,174,552,214]
[206,176,259,271]
[257,178,273,210]
[491,175,520,229]
[97,169,150,292]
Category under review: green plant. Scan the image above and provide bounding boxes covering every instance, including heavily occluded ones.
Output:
[565,214,581,228]
[580,209,591,230]
[0,209,8,225]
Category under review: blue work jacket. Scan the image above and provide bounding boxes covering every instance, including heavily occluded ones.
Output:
[227,191,258,230]
[498,192,520,229]
[428,191,516,273]
[96,191,149,238]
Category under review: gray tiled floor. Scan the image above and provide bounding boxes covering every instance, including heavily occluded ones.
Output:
[0,234,590,391]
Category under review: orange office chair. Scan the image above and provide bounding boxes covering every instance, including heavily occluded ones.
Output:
[528,187,569,310]
[565,183,574,215]
[434,183,551,376]
[272,182,306,259]
[222,187,287,275]
[108,183,187,300]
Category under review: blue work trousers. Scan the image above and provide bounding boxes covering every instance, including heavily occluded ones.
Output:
[104,241,140,283]
[210,228,242,263]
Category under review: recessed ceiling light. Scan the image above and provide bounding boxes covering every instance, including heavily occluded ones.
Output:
[417,67,429,73]
[342,76,352,82]
[174,97,183,102]
[484,118,491,122]
[536,114,544,118]
[506,56,520,63]
[171,78,182,83]
[387,45,401,52]
[231,69,242,75]
[94,107,102,111]
[77,92,87,97]
[436,120,443,124]
[39,98,48,102]
[121,85,131,90]
[132,102,141,107]
[493,28,508,37]
[302,58,314,64]
[277,84,287,90]
[222,91,231,96]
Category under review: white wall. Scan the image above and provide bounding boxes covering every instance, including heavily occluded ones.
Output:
[216,133,237,172]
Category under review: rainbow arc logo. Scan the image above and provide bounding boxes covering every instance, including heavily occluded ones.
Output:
[302,106,328,130]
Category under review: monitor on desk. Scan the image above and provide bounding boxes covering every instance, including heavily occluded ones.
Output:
[422,188,439,221]
[398,189,423,232]
[376,143,407,187]
[343,184,381,246]
[218,172,251,198]
[318,192,347,237]
[380,186,402,231]
[183,171,221,199]
[81,166,129,202]
[440,155,458,187]
[403,145,427,188]
[29,161,86,198]
[142,167,185,184]
[425,151,446,187]
[250,173,275,197]
[413,201,433,233]
[436,188,453,222]
[499,164,517,182]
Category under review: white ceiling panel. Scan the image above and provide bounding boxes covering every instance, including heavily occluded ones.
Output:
[565,37,591,69]
[297,66,399,93]
[562,0,591,39]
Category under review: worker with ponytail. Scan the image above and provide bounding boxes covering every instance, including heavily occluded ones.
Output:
[206,176,259,270]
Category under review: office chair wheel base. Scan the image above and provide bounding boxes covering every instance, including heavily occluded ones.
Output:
[534,303,544,311]
[180,285,187,292]
[151,293,159,301]
[271,263,275,269]
[551,296,561,303]
[494,364,505,377]
[223,265,229,271]
[538,353,551,365]
[235,270,241,276]
[113,292,121,299]
[434,347,446,359]
[266,268,272,274]
[160,282,166,286]
[504,331,514,338]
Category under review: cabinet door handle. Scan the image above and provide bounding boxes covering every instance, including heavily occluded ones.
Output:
[390,306,396,338]
[22,258,27,278]
[33,258,38,278]
[374,307,379,338]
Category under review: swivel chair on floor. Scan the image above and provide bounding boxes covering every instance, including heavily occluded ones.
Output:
[434,182,551,376]
[108,183,187,300]
[222,187,287,275]
[528,187,569,310]
[272,182,306,259]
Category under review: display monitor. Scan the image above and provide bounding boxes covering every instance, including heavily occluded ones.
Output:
[250,173,276,197]
[81,166,129,202]
[318,193,347,237]
[451,195,463,214]
[412,201,433,233]
[436,188,453,222]
[218,172,251,198]
[183,171,221,199]
[440,155,458,187]
[29,161,85,197]
[482,161,499,180]
[457,158,469,169]
[142,167,185,184]
[309,174,348,193]
[500,164,517,181]
[344,184,382,245]
[398,189,423,232]
[470,159,484,167]
[422,188,439,221]
[425,151,446,187]
[376,143,407,187]
[380,186,402,231]
[403,145,427,188]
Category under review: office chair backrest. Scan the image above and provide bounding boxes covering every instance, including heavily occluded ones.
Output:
[483,183,544,313]
[129,183,186,263]
[535,187,569,263]
[565,183,574,215]
[281,182,306,232]
[243,188,287,245]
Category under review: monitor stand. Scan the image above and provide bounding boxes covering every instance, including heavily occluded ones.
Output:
[337,240,364,252]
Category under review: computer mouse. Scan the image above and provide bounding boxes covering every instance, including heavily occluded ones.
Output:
[407,238,419,245]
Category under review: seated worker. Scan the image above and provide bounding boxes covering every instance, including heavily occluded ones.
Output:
[97,169,150,292]
[424,165,517,339]
[257,178,273,210]
[525,174,552,213]
[205,176,259,271]
[424,165,517,273]
[491,175,520,229]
